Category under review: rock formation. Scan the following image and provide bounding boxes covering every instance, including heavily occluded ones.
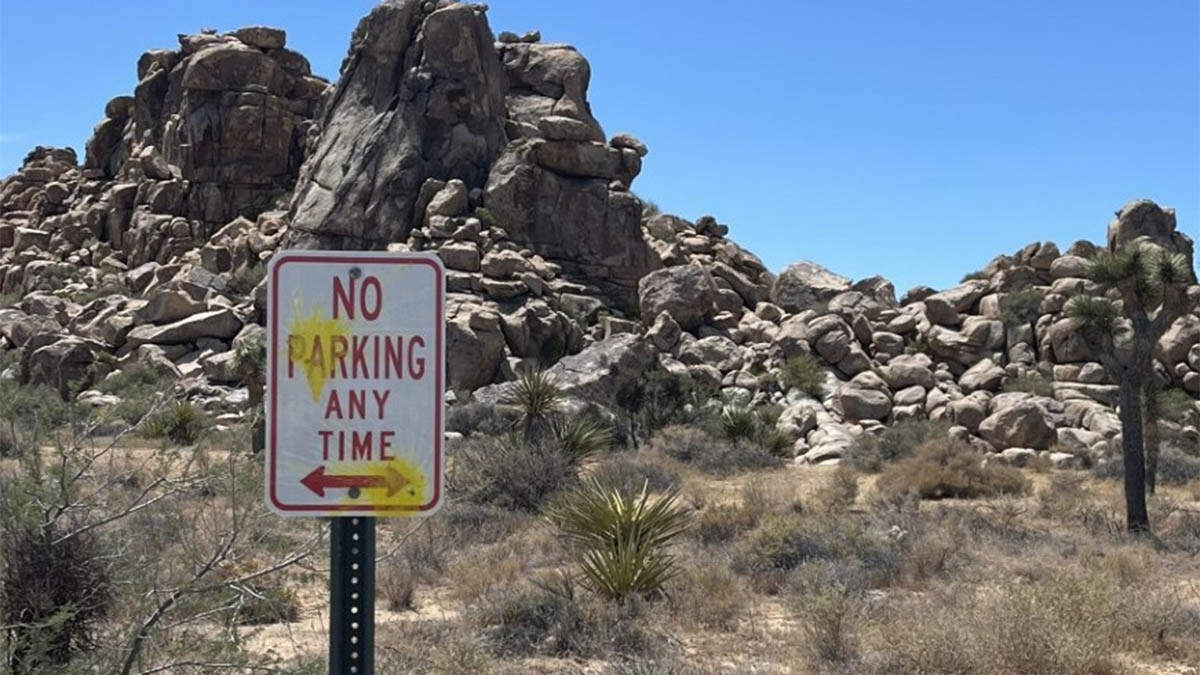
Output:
[0,1,1197,471]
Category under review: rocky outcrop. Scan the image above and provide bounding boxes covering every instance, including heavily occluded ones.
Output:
[287,1,506,249]
[0,2,1196,468]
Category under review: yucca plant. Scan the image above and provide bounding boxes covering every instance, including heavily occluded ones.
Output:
[551,416,611,462]
[719,405,759,442]
[546,478,691,602]
[503,367,564,439]
[142,400,207,445]
[1067,235,1190,533]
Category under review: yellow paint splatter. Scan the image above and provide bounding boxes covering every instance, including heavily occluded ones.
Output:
[329,457,429,509]
[286,301,351,402]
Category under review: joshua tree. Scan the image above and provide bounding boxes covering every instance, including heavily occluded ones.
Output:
[1066,237,1189,533]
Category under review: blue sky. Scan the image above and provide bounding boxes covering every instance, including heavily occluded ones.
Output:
[1,1,1196,292]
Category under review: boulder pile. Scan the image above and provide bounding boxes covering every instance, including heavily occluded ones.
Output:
[1,0,1197,466]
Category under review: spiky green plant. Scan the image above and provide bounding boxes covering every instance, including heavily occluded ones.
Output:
[719,405,759,442]
[551,416,611,462]
[1066,236,1191,533]
[503,368,564,438]
[142,400,208,445]
[779,354,826,397]
[546,478,691,602]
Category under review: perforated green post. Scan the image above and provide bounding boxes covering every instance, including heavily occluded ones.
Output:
[329,517,375,675]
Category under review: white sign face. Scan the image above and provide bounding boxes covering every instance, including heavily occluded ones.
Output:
[265,251,444,517]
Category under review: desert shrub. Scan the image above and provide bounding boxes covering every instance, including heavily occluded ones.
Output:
[960,269,990,282]
[448,433,582,512]
[873,437,1029,501]
[473,206,498,228]
[546,478,691,602]
[446,401,517,436]
[735,513,899,593]
[845,419,946,472]
[97,363,168,425]
[141,400,208,445]
[779,353,826,397]
[226,262,266,297]
[436,502,529,548]
[794,584,863,666]
[380,562,418,612]
[1002,371,1054,397]
[233,581,301,625]
[1093,444,1200,486]
[693,502,763,545]
[809,465,859,513]
[1159,387,1199,427]
[616,364,700,444]
[1,524,112,670]
[648,425,780,476]
[1038,472,1090,521]
[998,287,1045,328]
[590,452,681,496]
[377,621,493,675]
[472,573,658,658]
[669,562,747,631]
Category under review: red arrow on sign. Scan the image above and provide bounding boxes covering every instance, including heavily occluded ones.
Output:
[300,466,410,498]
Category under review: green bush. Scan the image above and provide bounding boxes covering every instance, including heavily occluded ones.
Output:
[226,262,266,297]
[446,401,518,436]
[998,288,1045,328]
[874,437,1029,501]
[449,433,583,512]
[1159,388,1199,427]
[234,582,301,625]
[471,573,658,659]
[590,453,681,496]
[142,400,208,445]
[1,523,112,669]
[1003,372,1054,397]
[648,425,780,476]
[546,479,691,602]
[1094,444,1200,486]
[779,354,826,397]
[97,363,169,425]
[845,419,946,473]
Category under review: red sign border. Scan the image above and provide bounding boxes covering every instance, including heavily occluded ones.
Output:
[266,252,445,515]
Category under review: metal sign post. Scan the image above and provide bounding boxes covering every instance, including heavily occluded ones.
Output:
[265,251,444,674]
[329,517,375,675]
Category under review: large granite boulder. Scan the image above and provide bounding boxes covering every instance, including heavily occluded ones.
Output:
[1107,199,1196,282]
[288,1,507,249]
[770,261,851,313]
[637,264,717,331]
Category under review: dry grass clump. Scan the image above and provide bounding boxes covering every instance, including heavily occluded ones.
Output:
[590,450,681,495]
[1093,444,1200,486]
[845,419,948,472]
[873,436,1029,501]
[232,581,302,625]
[375,621,494,675]
[667,560,748,631]
[871,565,1189,674]
[647,425,780,476]
[469,573,663,660]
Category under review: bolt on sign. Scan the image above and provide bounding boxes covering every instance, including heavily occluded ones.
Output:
[265,251,445,517]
